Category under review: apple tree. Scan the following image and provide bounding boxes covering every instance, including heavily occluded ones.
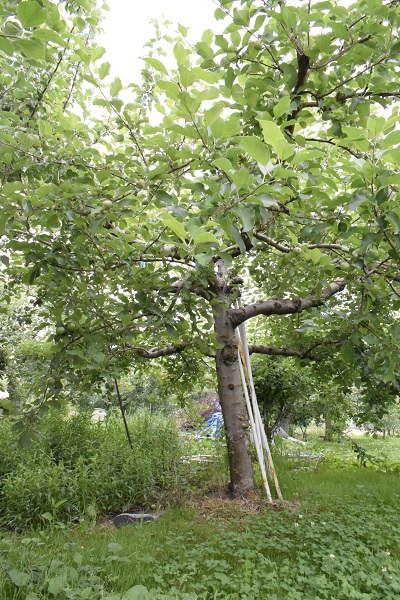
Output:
[2,0,400,494]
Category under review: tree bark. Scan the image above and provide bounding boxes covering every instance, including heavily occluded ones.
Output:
[324,414,332,441]
[213,263,255,496]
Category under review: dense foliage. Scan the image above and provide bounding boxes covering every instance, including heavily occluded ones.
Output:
[2,0,400,489]
[0,411,184,531]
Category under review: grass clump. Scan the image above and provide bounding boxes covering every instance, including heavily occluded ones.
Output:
[0,411,185,531]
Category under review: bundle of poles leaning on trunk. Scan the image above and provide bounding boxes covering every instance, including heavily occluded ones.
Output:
[236,299,283,503]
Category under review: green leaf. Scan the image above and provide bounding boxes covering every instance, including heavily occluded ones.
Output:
[382,148,400,164]
[291,149,324,165]
[93,98,110,109]
[230,224,246,253]
[92,45,106,61]
[232,167,253,191]
[47,575,65,596]
[179,66,195,87]
[366,116,386,139]
[239,136,270,165]
[195,252,213,266]
[157,81,180,101]
[307,248,322,264]
[360,233,376,253]
[17,1,46,28]
[16,38,45,60]
[156,190,174,203]
[214,7,226,20]
[41,512,53,521]
[121,586,151,600]
[194,232,219,245]
[108,543,123,553]
[382,130,400,149]
[3,20,23,36]
[178,24,188,37]
[0,37,15,55]
[196,41,214,60]
[382,361,395,383]
[37,119,52,137]
[235,206,255,232]
[161,214,187,241]
[33,29,66,46]
[204,102,225,127]
[391,322,400,340]
[274,138,294,160]
[273,96,291,118]
[347,193,369,211]
[8,569,30,587]
[233,8,250,26]
[98,62,110,79]
[341,342,355,365]
[387,211,400,234]
[20,430,34,449]
[173,42,187,66]
[143,57,168,75]
[259,120,285,145]
[198,87,220,101]
[215,572,232,585]
[212,157,233,173]
[110,77,122,97]
[0,397,14,411]
[110,98,123,111]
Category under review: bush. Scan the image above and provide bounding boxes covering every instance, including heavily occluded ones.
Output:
[0,420,24,479]
[0,411,185,531]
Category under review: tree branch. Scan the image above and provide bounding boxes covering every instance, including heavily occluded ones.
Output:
[248,338,343,360]
[315,35,372,71]
[132,343,189,359]
[254,232,291,253]
[248,345,306,358]
[254,232,350,254]
[315,54,392,99]
[385,277,400,298]
[229,280,346,327]
[305,137,361,158]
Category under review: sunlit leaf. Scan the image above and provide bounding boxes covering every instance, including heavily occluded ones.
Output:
[239,136,270,165]
[17,1,46,28]
[143,57,168,75]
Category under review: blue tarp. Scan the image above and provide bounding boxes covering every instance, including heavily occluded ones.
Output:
[198,411,224,438]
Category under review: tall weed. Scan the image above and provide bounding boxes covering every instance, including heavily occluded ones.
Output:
[0,411,185,530]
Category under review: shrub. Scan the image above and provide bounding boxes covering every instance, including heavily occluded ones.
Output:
[0,420,24,479]
[0,411,185,530]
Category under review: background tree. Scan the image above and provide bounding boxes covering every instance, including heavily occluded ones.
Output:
[2,0,400,494]
[252,356,315,438]
[353,376,400,435]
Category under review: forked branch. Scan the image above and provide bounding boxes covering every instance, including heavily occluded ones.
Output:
[229,280,346,327]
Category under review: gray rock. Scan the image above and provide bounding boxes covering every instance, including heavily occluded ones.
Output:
[112,513,157,528]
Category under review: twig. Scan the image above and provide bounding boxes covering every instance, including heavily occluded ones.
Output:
[114,378,133,449]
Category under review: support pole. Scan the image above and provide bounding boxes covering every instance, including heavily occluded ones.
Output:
[236,301,283,501]
[238,357,273,501]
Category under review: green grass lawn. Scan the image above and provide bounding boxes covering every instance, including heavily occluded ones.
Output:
[0,435,399,599]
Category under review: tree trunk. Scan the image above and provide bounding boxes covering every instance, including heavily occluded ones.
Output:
[213,274,255,496]
[324,414,332,441]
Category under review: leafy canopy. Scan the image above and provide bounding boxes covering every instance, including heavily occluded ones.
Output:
[1,0,400,412]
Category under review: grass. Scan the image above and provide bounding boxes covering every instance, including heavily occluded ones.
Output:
[0,429,399,599]
[0,411,185,531]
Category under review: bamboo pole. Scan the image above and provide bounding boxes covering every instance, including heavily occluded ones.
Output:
[236,303,283,501]
[238,356,273,501]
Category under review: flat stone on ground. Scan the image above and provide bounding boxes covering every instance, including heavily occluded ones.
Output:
[113,513,157,528]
